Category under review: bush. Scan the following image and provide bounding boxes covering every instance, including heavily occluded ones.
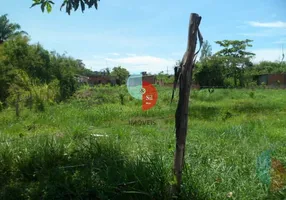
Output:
[224,78,235,87]
[261,82,266,89]
[248,81,258,89]
[34,96,45,112]
[59,75,78,101]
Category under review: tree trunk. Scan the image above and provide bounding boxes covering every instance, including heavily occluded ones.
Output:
[172,13,202,195]
[240,66,245,87]
[234,67,237,87]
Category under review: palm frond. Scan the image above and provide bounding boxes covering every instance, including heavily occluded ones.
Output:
[0,14,27,43]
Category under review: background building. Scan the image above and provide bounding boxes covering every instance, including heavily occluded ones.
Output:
[256,73,286,88]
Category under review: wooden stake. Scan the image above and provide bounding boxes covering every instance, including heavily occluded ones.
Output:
[172,13,202,194]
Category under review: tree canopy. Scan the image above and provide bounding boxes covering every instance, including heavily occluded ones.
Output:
[30,0,100,15]
[110,66,129,85]
[0,14,27,44]
[213,39,255,87]
[200,40,212,61]
[0,33,93,104]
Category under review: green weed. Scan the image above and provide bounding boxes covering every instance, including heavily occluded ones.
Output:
[0,87,285,199]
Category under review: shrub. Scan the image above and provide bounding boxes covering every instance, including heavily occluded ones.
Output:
[59,75,78,101]
[224,77,235,87]
[34,96,45,112]
[119,93,125,105]
[248,81,258,89]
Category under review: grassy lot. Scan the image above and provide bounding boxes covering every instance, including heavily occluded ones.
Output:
[0,85,285,199]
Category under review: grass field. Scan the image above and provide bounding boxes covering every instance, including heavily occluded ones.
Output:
[0,86,285,199]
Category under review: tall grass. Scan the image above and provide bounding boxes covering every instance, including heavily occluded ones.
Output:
[0,86,285,199]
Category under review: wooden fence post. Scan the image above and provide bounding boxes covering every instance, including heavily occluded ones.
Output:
[172,13,203,194]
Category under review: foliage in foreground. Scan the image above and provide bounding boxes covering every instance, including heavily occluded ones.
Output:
[0,86,285,199]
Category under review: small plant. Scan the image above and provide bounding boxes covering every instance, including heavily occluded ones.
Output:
[35,96,45,112]
[249,81,257,90]
[105,83,112,88]
[261,82,266,89]
[208,87,214,94]
[119,93,125,105]
[24,93,33,110]
[222,110,232,121]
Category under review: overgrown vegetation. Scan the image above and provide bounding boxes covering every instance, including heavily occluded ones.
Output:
[1,14,286,200]
[0,14,94,111]
[194,40,286,88]
[0,86,285,199]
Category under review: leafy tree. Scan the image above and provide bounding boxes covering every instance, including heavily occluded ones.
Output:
[194,56,225,87]
[30,0,100,15]
[200,40,212,61]
[28,43,51,82]
[245,61,286,81]
[255,61,286,74]
[0,34,90,103]
[214,39,255,87]
[48,52,81,100]
[0,15,96,107]
[0,62,14,103]
[104,67,110,75]
[58,74,77,100]
[0,14,27,44]
[1,35,30,67]
[76,59,85,69]
[110,66,129,85]
[1,35,52,83]
[98,68,111,76]
[0,35,31,102]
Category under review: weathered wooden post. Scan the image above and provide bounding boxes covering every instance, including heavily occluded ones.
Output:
[172,13,203,194]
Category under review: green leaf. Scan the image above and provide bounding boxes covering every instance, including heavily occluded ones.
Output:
[46,2,52,13]
[41,1,46,12]
[94,0,98,9]
[80,0,85,12]
[66,1,72,15]
[87,0,94,8]
[73,0,80,11]
[60,1,66,11]
[30,2,41,8]
[169,175,178,185]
